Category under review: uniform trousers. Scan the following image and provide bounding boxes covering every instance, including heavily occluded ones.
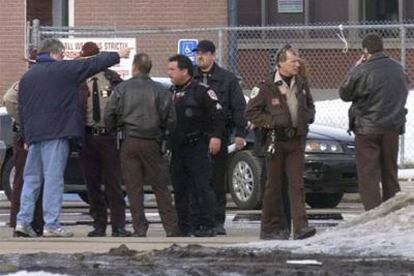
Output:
[9,133,43,233]
[171,141,216,234]
[261,136,308,236]
[355,130,400,211]
[79,134,126,230]
[120,137,178,234]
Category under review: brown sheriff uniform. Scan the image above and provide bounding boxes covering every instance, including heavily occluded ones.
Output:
[78,70,129,236]
[246,71,315,239]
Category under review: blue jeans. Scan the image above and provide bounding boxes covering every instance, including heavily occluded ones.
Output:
[16,139,69,230]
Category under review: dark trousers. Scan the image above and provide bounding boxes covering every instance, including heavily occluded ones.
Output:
[9,133,43,232]
[261,137,308,235]
[355,130,400,211]
[120,137,178,234]
[79,134,126,230]
[171,141,215,234]
[210,135,228,225]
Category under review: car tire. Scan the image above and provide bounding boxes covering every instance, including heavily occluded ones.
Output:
[78,192,89,204]
[227,150,263,210]
[305,192,344,208]
[1,156,14,201]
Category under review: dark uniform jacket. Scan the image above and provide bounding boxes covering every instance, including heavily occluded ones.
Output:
[104,74,176,140]
[339,52,409,134]
[18,52,120,145]
[170,79,225,148]
[194,63,247,138]
[246,72,315,143]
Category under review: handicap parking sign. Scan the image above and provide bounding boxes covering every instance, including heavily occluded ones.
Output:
[177,39,198,64]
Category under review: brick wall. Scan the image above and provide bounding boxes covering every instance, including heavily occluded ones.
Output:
[0,0,26,99]
[74,0,228,28]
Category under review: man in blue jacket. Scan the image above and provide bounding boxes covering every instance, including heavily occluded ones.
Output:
[15,38,131,237]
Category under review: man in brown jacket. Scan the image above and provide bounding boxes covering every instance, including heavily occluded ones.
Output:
[246,44,316,240]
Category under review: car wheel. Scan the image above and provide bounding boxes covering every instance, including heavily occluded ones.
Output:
[305,193,344,208]
[78,192,89,204]
[228,150,263,210]
[1,156,14,201]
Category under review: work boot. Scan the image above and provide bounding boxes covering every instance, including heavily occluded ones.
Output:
[215,224,227,235]
[112,227,132,237]
[87,227,106,237]
[43,227,74,238]
[14,223,38,238]
[260,229,290,240]
[293,226,316,240]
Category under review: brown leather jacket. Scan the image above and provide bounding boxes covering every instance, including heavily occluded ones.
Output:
[246,73,315,139]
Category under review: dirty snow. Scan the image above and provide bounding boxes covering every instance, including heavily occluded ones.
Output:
[7,272,71,276]
[237,192,414,259]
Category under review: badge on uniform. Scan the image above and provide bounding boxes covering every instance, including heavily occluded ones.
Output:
[207,89,218,101]
[250,86,260,98]
[271,98,280,106]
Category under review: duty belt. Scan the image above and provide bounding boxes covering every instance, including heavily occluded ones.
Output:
[271,127,297,141]
[85,126,110,136]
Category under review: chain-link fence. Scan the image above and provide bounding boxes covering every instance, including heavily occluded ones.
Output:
[29,21,414,166]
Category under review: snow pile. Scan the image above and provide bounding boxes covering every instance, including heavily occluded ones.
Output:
[238,192,414,259]
[7,272,71,276]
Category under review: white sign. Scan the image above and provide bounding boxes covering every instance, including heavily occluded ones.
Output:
[60,38,136,79]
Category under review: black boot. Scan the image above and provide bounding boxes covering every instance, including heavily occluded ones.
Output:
[112,227,132,237]
[87,227,106,237]
[293,226,316,240]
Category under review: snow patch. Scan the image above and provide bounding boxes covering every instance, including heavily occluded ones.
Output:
[236,192,414,259]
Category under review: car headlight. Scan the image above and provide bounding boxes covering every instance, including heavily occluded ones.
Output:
[305,140,344,153]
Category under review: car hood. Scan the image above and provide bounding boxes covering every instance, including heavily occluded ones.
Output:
[308,124,354,142]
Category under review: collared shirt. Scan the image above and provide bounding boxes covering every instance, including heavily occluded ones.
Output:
[274,71,298,127]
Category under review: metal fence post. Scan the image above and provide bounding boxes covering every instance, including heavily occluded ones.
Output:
[217,29,223,66]
[31,19,41,49]
[400,25,407,167]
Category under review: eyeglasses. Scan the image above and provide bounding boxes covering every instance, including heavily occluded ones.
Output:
[275,44,293,63]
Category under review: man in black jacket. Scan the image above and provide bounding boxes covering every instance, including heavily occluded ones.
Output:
[339,33,409,211]
[105,53,180,237]
[193,40,247,235]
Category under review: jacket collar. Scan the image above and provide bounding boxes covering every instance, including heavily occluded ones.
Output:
[36,53,57,63]
[194,62,221,81]
[366,52,388,63]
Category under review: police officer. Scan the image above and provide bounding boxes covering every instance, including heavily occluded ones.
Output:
[78,42,131,237]
[193,40,248,235]
[246,44,316,240]
[168,54,225,237]
[105,53,180,237]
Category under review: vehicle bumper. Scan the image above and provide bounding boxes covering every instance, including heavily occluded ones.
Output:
[304,153,358,193]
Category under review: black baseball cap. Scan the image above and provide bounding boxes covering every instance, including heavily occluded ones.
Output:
[192,40,216,53]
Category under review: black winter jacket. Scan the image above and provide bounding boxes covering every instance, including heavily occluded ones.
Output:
[339,52,409,134]
[194,63,247,138]
[104,74,176,140]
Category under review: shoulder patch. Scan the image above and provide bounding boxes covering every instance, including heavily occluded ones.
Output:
[250,86,260,98]
[207,89,218,101]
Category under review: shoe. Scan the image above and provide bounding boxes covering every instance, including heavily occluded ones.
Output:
[215,224,227,235]
[14,224,38,238]
[43,227,74,238]
[88,228,106,237]
[166,229,189,237]
[260,229,290,240]
[293,226,316,240]
[131,224,149,237]
[112,227,132,237]
[193,226,216,237]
